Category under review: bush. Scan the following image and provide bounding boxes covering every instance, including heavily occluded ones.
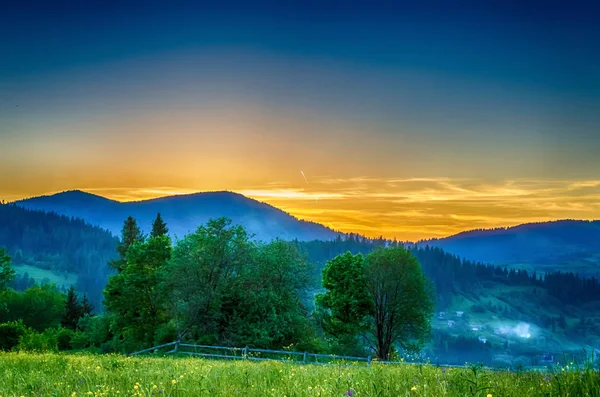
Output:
[154,321,178,346]
[57,328,75,351]
[70,331,90,350]
[17,328,58,352]
[0,320,26,351]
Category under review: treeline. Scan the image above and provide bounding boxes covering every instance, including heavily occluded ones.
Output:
[292,235,600,307]
[0,216,434,361]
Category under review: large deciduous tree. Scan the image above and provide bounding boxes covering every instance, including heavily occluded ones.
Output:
[164,218,254,343]
[316,252,372,354]
[318,246,434,360]
[221,239,315,349]
[364,246,434,360]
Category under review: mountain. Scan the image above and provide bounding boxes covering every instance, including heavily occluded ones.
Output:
[13,190,341,242]
[419,220,600,275]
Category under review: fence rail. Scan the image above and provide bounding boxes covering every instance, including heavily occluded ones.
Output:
[127,341,566,371]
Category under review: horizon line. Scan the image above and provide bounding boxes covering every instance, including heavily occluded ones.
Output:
[6,188,598,243]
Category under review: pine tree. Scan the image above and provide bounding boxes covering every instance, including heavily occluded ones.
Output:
[62,285,82,330]
[110,216,144,272]
[81,294,94,316]
[0,248,15,291]
[150,213,168,238]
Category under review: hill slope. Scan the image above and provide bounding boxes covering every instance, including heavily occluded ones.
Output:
[14,190,340,242]
[0,203,118,306]
[418,220,600,275]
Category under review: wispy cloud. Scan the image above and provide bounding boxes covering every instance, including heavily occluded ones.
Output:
[19,177,600,241]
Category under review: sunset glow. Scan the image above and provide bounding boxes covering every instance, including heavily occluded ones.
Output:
[2,3,599,241]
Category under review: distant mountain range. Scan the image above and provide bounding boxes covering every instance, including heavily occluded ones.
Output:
[11,190,600,274]
[419,220,600,274]
[13,190,341,242]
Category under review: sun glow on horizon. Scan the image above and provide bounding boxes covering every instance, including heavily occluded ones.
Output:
[7,176,600,241]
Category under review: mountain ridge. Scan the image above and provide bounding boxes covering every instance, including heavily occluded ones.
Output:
[12,190,600,275]
[13,190,342,242]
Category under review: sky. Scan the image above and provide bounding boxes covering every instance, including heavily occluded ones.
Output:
[1,2,600,240]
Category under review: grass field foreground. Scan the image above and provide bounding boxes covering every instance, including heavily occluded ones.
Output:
[1,352,600,396]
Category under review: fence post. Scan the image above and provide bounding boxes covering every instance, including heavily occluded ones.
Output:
[243,346,248,359]
[367,355,372,367]
[174,340,180,353]
[303,352,307,363]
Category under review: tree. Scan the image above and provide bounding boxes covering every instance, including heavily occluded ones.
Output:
[164,218,253,343]
[110,216,144,272]
[81,294,94,317]
[151,213,169,238]
[0,284,66,331]
[104,234,171,350]
[221,239,315,349]
[364,246,434,360]
[62,285,82,330]
[316,252,372,353]
[0,248,15,291]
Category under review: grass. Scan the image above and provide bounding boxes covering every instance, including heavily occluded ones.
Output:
[1,352,600,396]
[13,264,78,288]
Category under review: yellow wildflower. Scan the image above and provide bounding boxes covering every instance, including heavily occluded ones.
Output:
[411,386,417,391]
[487,394,493,397]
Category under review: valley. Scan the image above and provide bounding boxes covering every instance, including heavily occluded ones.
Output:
[2,191,600,367]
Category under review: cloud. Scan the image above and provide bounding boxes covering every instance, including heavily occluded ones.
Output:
[17,177,600,241]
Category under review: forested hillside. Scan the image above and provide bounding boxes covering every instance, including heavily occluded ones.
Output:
[0,203,118,306]
[294,234,600,363]
[15,190,340,242]
[420,220,600,275]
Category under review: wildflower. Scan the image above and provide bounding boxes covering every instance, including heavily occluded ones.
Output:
[345,390,354,396]
[487,394,493,397]
[411,386,417,391]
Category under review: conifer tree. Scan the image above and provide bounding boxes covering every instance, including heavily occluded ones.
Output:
[62,285,82,330]
[81,294,94,316]
[110,216,144,272]
[150,213,168,238]
[0,248,15,291]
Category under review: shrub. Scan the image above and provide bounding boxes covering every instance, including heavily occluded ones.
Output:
[0,320,26,351]
[17,328,58,352]
[56,328,75,351]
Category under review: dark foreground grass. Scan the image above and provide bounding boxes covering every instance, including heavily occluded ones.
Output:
[1,352,600,396]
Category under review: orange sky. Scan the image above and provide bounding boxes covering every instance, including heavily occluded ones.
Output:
[5,176,600,241]
[2,12,599,240]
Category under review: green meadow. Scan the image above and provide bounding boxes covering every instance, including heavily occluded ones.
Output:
[1,352,599,397]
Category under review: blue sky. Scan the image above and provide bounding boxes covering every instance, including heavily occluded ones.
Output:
[1,1,599,238]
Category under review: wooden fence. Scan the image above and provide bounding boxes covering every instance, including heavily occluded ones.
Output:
[129,340,372,366]
[127,341,566,372]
